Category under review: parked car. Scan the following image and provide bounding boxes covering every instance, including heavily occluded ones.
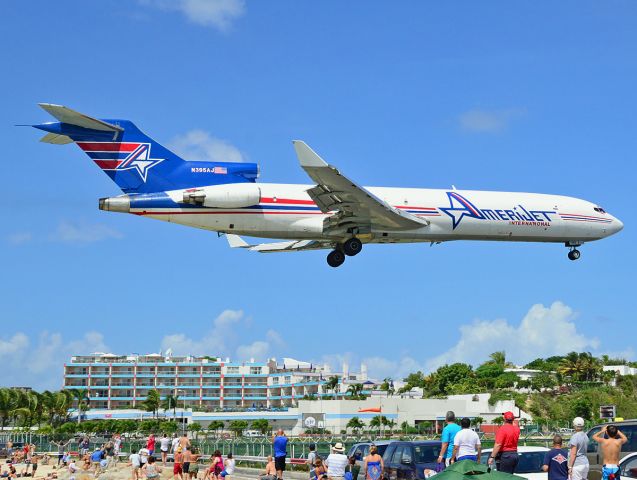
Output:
[480,446,549,480]
[618,452,637,479]
[348,441,392,468]
[382,441,442,480]
[587,420,637,480]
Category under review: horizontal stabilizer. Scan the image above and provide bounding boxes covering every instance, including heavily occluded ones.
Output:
[38,103,123,132]
[39,133,73,144]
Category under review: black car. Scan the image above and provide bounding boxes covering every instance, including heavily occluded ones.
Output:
[382,441,442,480]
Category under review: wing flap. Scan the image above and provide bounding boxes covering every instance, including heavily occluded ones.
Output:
[293,141,428,231]
[226,234,333,253]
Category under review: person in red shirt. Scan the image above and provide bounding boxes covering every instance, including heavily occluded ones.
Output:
[488,411,520,473]
[147,434,156,457]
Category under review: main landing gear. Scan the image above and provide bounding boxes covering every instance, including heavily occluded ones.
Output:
[566,242,582,261]
[326,237,363,267]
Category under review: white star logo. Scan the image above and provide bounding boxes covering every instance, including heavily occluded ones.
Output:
[117,144,164,182]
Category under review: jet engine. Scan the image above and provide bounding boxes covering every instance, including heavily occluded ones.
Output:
[182,183,261,208]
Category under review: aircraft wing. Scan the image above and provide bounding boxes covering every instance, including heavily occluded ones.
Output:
[293,141,429,233]
[226,234,334,253]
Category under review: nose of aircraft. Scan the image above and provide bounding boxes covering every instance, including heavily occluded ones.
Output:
[610,216,624,234]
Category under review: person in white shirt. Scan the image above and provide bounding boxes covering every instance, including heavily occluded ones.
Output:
[129,452,142,480]
[171,435,180,453]
[160,435,171,466]
[220,453,235,478]
[452,418,482,462]
[326,443,349,479]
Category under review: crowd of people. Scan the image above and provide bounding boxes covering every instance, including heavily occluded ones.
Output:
[432,410,628,480]
[1,416,631,480]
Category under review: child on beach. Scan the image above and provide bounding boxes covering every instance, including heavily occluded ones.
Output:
[142,456,162,480]
[220,453,234,479]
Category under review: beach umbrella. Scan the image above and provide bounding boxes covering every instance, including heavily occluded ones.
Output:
[432,460,526,480]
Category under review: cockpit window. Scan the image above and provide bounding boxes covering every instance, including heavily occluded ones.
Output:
[594,207,606,213]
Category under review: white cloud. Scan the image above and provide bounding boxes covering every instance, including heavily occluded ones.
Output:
[0,330,110,390]
[426,301,599,370]
[169,130,245,163]
[49,221,123,244]
[6,232,32,245]
[161,310,284,361]
[141,0,245,32]
[459,108,525,133]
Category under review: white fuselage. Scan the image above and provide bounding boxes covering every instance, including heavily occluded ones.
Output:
[125,183,623,245]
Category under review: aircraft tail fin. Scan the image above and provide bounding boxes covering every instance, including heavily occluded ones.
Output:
[32,104,259,194]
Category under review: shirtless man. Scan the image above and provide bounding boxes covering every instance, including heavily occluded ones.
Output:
[179,434,191,451]
[592,424,628,480]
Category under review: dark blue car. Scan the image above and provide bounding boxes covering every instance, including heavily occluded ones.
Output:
[382,441,442,480]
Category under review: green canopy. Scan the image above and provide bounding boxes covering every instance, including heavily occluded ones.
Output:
[431,460,527,480]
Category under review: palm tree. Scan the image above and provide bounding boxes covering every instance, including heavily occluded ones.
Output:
[0,388,17,428]
[347,416,365,434]
[162,393,179,420]
[473,416,485,427]
[558,352,581,381]
[72,389,90,424]
[488,351,515,368]
[346,383,365,399]
[188,422,202,440]
[142,389,161,418]
[325,376,339,399]
[208,420,225,437]
[380,378,395,396]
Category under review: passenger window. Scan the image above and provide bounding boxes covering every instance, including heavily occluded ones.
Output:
[622,425,637,452]
[588,428,601,453]
[402,447,413,464]
[622,457,637,478]
[384,445,395,462]
[363,446,370,457]
[392,446,405,464]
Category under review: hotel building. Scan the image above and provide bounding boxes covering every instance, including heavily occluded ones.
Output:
[63,353,368,410]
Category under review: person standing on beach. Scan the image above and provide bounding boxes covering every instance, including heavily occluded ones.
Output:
[488,411,520,474]
[452,418,481,462]
[183,446,192,478]
[113,433,122,463]
[272,429,288,480]
[438,411,461,467]
[173,446,184,480]
[567,417,589,480]
[325,443,348,480]
[160,434,171,466]
[592,425,628,480]
[128,450,142,480]
[542,435,569,480]
[363,445,383,480]
[147,434,156,457]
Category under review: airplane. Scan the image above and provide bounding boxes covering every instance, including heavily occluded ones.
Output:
[31,103,623,267]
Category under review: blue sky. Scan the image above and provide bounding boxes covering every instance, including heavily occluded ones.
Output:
[1,1,636,390]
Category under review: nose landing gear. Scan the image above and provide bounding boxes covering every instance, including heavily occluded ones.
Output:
[565,241,583,261]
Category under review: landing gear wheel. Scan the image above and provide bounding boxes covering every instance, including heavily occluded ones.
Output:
[568,249,581,261]
[343,237,363,256]
[327,249,346,268]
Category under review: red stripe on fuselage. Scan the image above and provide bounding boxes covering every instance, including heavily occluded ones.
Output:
[77,142,140,152]
[260,197,316,205]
